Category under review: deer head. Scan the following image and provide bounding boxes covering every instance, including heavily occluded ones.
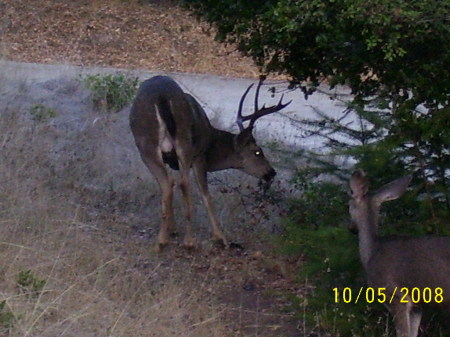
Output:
[234,77,292,188]
[349,170,412,234]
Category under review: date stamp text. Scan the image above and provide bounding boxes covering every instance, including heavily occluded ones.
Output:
[333,287,444,304]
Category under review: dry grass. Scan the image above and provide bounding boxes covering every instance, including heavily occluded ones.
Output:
[0,107,234,337]
[0,58,301,335]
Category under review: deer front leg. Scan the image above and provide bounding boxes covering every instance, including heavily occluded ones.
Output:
[390,301,419,337]
[408,308,422,337]
[193,161,227,247]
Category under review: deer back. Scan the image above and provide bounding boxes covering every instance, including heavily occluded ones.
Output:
[185,93,214,152]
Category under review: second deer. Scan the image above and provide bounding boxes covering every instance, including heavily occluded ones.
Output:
[349,170,450,337]
[130,75,291,250]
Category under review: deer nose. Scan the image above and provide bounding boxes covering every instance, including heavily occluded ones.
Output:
[263,168,276,182]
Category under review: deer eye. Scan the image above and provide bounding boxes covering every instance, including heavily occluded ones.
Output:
[254,150,262,156]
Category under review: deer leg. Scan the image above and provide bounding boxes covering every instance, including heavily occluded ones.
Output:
[409,308,422,337]
[193,161,227,246]
[159,173,175,248]
[391,302,415,337]
[140,153,175,250]
[177,157,196,249]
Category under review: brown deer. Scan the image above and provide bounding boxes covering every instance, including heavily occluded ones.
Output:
[349,170,450,337]
[129,75,291,250]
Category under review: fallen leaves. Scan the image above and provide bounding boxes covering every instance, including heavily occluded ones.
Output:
[0,0,257,77]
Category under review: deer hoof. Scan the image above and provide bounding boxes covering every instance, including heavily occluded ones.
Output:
[154,242,169,253]
[169,231,180,238]
[228,242,244,250]
[183,239,198,251]
[212,238,228,249]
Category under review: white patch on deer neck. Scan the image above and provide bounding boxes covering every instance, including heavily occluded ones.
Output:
[155,103,174,153]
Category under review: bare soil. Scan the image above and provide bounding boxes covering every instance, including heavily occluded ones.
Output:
[0,1,307,336]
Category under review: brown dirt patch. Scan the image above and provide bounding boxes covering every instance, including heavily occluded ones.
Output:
[0,0,259,77]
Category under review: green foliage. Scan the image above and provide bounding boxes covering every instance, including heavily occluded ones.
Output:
[296,99,450,234]
[289,169,349,231]
[185,0,450,230]
[16,270,46,296]
[83,73,139,112]
[0,301,15,332]
[185,0,450,102]
[29,104,58,123]
[188,1,449,334]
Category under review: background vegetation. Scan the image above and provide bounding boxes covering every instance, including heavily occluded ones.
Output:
[185,0,450,335]
[83,73,139,112]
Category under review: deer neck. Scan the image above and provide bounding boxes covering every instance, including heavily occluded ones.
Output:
[205,128,241,172]
[357,208,379,270]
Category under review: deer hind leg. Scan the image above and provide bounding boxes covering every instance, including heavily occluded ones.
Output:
[176,150,196,249]
[193,161,227,247]
[140,149,176,250]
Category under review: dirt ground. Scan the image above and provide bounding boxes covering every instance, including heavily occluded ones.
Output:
[0,0,259,77]
[0,1,309,336]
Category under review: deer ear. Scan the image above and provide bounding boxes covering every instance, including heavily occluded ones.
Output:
[349,170,369,201]
[236,127,254,147]
[372,175,412,207]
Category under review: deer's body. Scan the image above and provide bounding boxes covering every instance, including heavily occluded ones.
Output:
[367,237,450,294]
[130,77,210,168]
[130,76,287,249]
[349,171,450,337]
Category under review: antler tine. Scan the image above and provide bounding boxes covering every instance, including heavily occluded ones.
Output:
[236,83,255,132]
[254,76,264,114]
[248,93,293,129]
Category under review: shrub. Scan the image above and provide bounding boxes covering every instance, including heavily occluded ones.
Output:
[83,73,139,112]
[29,104,58,123]
[16,270,46,297]
[0,301,15,333]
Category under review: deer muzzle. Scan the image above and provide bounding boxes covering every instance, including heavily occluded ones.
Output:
[258,168,276,195]
[260,168,276,187]
[263,168,276,182]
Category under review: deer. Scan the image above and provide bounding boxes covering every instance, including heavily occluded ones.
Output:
[129,75,291,251]
[349,170,450,337]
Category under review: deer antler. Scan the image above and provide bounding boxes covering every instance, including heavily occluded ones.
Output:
[236,76,292,132]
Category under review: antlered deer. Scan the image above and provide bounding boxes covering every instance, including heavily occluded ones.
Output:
[349,171,450,337]
[130,76,291,250]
